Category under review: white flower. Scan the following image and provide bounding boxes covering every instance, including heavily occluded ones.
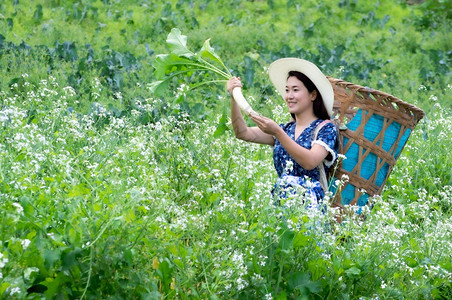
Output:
[12,202,24,214]
[338,153,347,160]
[24,267,39,280]
[63,86,76,97]
[21,239,31,249]
[114,92,123,100]
[341,174,349,182]
[0,256,8,268]
[236,277,248,290]
[9,287,21,295]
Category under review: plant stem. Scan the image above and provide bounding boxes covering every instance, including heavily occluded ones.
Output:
[189,80,228,90]
[80,246,94,300]
[197,57,232,79]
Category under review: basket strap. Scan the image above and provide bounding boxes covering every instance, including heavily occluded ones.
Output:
[313,120,333,193]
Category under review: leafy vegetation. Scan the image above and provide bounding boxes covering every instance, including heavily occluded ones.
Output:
[150,28,232,96]
[0,0,451,298]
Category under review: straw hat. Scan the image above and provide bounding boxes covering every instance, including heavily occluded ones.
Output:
[268,58,334,117]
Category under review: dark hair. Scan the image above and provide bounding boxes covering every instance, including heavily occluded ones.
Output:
[287,71,330,120]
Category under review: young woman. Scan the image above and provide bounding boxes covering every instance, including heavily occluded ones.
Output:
[227,58,338,208]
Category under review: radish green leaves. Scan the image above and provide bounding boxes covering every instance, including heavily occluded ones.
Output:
[150,28,232,96]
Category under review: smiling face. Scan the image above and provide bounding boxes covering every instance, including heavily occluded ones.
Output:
[284,76,317,116]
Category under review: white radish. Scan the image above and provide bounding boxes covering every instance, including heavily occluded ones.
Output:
[232,87,255,115]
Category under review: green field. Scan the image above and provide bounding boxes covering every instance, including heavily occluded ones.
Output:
[0,0,451,298]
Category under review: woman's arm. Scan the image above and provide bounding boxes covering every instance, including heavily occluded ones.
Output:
[276,132,329,170]
[250,114,329,170]
[227,77,275,145]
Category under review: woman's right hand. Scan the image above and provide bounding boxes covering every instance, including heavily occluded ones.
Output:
[227,76,242,95]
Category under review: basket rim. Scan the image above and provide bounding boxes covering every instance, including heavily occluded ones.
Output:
[327,77,425,119]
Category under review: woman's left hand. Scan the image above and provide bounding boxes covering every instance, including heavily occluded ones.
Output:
[250,114,281,136]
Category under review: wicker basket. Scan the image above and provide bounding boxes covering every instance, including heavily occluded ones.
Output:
[327,77,425,207]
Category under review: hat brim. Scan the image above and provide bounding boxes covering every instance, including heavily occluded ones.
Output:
[268,58,334,117]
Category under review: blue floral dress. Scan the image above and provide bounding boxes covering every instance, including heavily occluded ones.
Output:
[272,119,338,208]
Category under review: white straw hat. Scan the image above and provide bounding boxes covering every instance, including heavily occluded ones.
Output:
[268,58,334,117]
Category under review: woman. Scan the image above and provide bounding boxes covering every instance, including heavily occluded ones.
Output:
[227,58,338,209]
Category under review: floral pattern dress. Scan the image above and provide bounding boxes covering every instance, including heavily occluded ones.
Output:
[272,119,338,209]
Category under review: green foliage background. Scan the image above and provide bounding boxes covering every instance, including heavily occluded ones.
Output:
[0,0,451,298]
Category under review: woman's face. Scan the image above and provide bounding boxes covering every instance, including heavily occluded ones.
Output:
[284,76,317,115]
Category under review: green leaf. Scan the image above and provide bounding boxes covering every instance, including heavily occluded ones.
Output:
[152,54,194,79]
[123,249,133,266]
[198,38,222,67]
[43,272,68,298]
[148,80,167,96]
[287,272,321,294]
[166,28,194,58]
[151,28,231,98]
[308,258,327,280]
[279,230,295,250]
[67,183,91,197]
[44,249,61,269]
[197,38,231,79]
[0,283,11,295]
[61,248,82,270]
[345,266,361,277]
[293,231,309,248]
[213,112,228,137]
[157,258,173,284]
[33,4,43,21]
[275,291,287,300]
[20,197,35,216]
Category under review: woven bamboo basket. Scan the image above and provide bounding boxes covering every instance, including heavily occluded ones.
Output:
[327,77,425,208]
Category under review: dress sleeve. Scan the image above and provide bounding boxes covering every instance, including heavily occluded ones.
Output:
[312,122,338,167]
